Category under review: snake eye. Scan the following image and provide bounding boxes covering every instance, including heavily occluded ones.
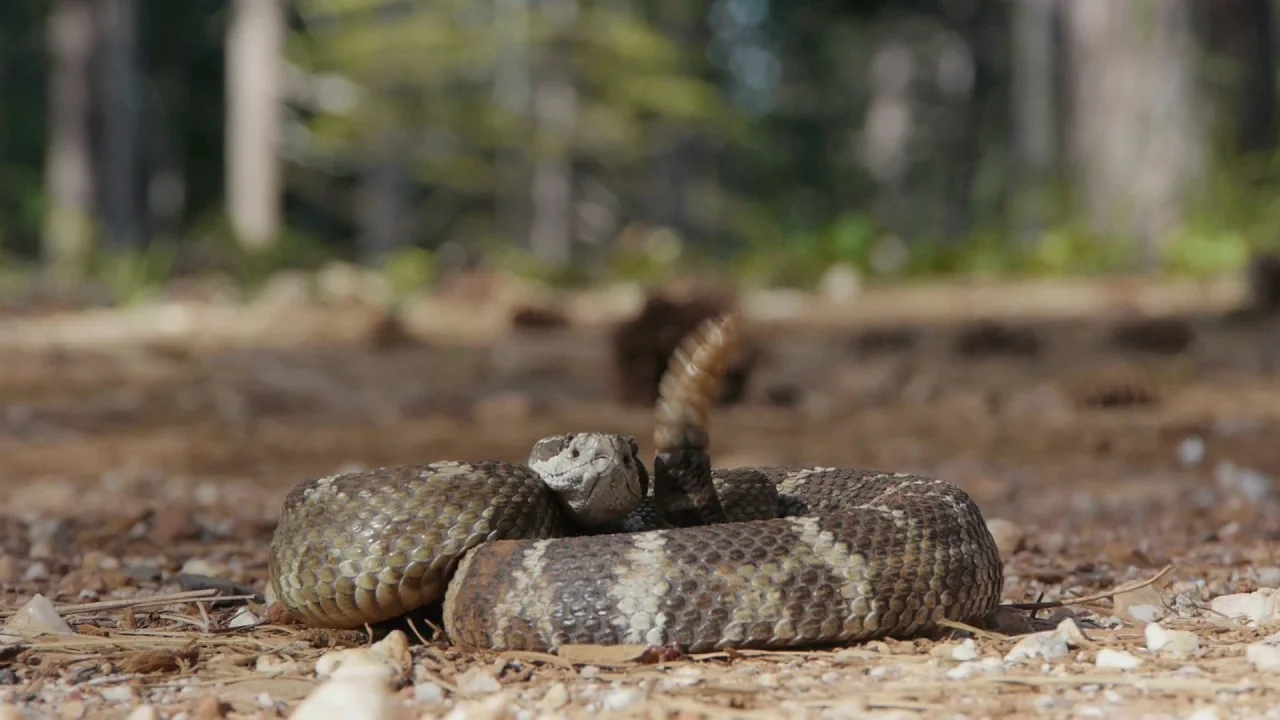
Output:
[571,449,580,459]
[622,455,631,466]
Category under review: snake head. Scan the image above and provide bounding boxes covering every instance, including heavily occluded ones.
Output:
[529,432,647,527]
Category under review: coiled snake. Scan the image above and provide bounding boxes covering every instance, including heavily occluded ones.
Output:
[267,315,1003,653]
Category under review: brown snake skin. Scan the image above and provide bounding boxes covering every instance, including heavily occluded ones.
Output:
[267,315,1004,653]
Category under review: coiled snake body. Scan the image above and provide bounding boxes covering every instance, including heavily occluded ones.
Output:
[268,316,1003,653]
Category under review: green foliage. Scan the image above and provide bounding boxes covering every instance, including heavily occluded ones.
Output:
[88,242,180,305]
[377,246,438,304]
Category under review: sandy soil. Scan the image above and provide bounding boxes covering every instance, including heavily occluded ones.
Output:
[1,277,1280,719]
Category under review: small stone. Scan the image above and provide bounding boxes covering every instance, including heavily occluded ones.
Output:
[540,683,569,711]
[1210,590,1279,624]
[951,639,980,662]
[455,666,502,695]
[443,693,518,720]
[227,607,259,628]
[315,649,398,685]
[59,699,85,719]
[1188,708,1220,720]
[1215,461,1273,501]
[126,707,160,720]
[289,678,407,720]
[21,563,47,582]
[985,518,1025,561]
[100,686,135,702]
[1036,533,1067,555]
[1246,640,1280,671]
[1145,623,1200,658]
[1005,632,1069,663]
[1256,567,1280,588]
[179,558,221,577]
[603,688,643,710]
[414,682,445,705]
[368,630,411,676]
[1095,649,1143,670]
[2,594,75,639]
[1177,436,1206,466]
[1111,585,1167,624]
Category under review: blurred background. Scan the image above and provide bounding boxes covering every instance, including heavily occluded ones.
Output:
[6,0,1280,304]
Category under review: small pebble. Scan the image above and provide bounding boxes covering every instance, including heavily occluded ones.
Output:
[984,518,1024,561]
[603,687,643,711]
[443,692,518,720]
[951,638,980,662]
[414,682,445,705]
[1145,623,1200,658]
[21,563,47,582]
[1005,632,1068,663]
[1210,590,1279,625]
[455,667,502,695]
[1247,640,1280,671]
[1095,649,1143,670]
[540,682,569,711]
[289,678,406,720]
[100,686,135,702]
[3,594,74,637]
[126,707,160,720]
[1256,567,1280,588]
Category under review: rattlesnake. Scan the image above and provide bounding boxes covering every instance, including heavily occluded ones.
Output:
[267,315,1003,653]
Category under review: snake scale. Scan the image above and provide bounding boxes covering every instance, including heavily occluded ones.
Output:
[267,314,1004,653]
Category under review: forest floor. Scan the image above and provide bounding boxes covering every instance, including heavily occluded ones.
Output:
[2,274,1280,719]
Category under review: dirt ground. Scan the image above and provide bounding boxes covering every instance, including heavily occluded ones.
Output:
[2,276,1280,719]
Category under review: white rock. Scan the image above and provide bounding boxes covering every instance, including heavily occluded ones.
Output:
[1095,649,1143,670]
[126,706,159,720]
[368,631,412,675]
[1256,567,1280,588]
[951,638,980,662]
[1144,623,1200,658]
[21,564,47,582]
[443,692,518,720]
[1246,639,1280,671]
[1214,461,1273,501]
[414,682,445,705]
[315,649,398,685]
[603,687,643,710]
[540,682,569,711]
[1188,708,1220,720]
[99,686,134,702]
[1123,604,1162,623]
[313,630,411,685]
[455,666,502,695]
[227,607,260,628]
[289,678,408,720]
[179,558,220,576]
[2,595,74,640]
[1210,590,1280,625]
[1005,632,1069,663]
[1177,436,1205,466]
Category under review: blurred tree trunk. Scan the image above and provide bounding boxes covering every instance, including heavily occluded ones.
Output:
[43,0,97,280]
[493,0,532,248]
[355,139,408,261]
[1010,0,1059,246]
[98,0,143,249]
[1206,0,1276,155]
[527,0,579,270]
[225,0,284,252]
[1063,0,1208,270]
